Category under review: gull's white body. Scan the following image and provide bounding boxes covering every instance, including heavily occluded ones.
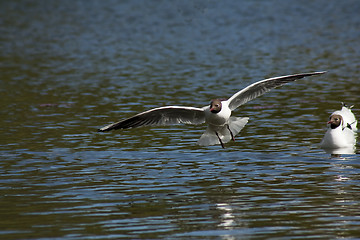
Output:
[199,101,249,146]
[204,101,232,126]
[99,71,325,148]
[320,105,357,154]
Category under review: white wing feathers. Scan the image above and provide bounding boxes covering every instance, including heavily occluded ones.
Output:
[98,106,205,132]
[227,71,326,111]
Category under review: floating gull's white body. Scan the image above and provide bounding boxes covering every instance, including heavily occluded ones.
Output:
[99,71,325,148]
[320,104,358,154]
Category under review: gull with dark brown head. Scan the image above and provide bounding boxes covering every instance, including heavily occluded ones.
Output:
[99,71,325,148]
[320,103,357,154]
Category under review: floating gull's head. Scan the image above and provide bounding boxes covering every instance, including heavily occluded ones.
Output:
[328,114,342,129]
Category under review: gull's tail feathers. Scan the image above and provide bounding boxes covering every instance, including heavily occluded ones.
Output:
[197,117,249,146]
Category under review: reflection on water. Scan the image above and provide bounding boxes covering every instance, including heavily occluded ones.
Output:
[217,203,236,229]
[1,0,360,239]
[324,146,357,156]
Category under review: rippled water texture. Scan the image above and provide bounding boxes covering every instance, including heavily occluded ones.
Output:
[1,1,360,239]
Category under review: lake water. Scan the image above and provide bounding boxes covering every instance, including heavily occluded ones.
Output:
[1,0,360,239]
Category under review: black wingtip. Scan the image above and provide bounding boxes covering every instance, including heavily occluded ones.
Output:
[294,71,326,80]
[314,71,327,75]
[97,126,112,132]
[97,121,123,132]
[302,71,326,77]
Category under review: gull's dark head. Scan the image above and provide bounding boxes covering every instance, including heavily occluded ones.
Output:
[328,114,342,129]
[210,99,222,113]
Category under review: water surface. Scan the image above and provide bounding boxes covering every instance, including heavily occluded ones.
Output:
[1,1,360,239]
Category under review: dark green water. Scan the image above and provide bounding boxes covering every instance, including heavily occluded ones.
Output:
[1,1,360,239]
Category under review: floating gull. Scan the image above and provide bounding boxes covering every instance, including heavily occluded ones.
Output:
[321,103,358,155]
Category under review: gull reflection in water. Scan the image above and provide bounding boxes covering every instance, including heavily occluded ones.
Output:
[216,203,249,240]
[216,203,237,240]
[324,145,357,158]
[217,203,235,229]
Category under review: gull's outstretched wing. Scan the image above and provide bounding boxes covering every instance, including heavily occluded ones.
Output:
[98,106,205,131]
[227,71,326,111]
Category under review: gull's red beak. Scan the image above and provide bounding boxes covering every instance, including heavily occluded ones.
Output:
[210,108,218,113]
